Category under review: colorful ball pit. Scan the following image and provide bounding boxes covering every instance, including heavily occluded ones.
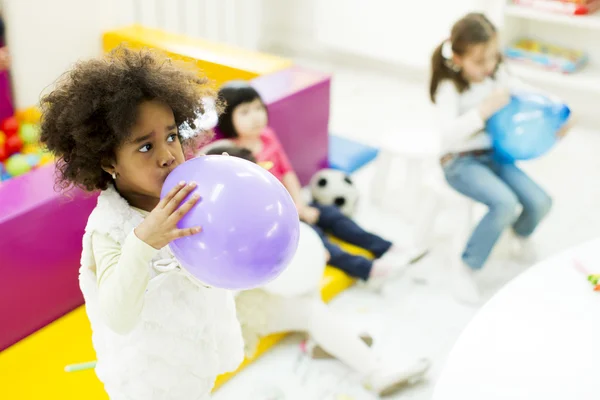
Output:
[0,114,52,182]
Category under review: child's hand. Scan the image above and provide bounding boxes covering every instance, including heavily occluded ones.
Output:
[557,113,576,139]
[299,206,320,225]
[0,47,10,71]
[479,88,510,120]
[324,249,331,263]
[134,182,202,249]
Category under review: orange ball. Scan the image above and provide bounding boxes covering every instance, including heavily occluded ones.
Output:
[0,130,5,146]
[16,107,42,124]
[21,144,40,154]
[39,153,54,166]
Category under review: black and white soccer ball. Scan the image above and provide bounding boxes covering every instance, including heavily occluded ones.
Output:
[309,169,359,217]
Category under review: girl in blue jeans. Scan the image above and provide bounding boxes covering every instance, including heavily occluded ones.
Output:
[430,13,572,303]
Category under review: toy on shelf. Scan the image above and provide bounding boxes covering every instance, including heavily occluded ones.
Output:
[505,38,588,74]
[0,111,53,182]
[513,0,600,15]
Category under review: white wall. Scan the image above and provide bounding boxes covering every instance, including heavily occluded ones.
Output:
[261,0,490,70]
[2,0,261,109]
[3,0,126,108]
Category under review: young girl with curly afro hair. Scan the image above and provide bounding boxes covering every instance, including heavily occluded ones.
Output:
[40,47,244,400]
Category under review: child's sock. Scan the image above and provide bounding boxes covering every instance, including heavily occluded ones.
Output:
[365,245,429,290]
[386,244,430,265]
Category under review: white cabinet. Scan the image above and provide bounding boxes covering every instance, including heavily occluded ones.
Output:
[499,1,600,95]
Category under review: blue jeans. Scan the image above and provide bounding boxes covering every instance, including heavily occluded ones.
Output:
[443,153,552,270]
[309,203,393,281]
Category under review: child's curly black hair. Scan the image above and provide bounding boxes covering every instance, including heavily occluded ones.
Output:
[40,46,217,192]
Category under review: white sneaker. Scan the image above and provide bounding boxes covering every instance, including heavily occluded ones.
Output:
[511,236,538,265]
[387,245,430,266]
[364,358,431,396]
[452,261,481,305]
[365,246,430,290]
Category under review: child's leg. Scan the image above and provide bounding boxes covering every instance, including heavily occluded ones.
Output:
[265,296,379,375]
[444,155,520,270]
[312,203,392,258]
[310,224,373,280]
[491,161,552,238]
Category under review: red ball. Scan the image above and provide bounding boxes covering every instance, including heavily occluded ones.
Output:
[5,134,23,156]
[0,144,7,162]
[1,117,19,137]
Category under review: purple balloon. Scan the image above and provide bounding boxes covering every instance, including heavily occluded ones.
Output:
[161,156,300,290]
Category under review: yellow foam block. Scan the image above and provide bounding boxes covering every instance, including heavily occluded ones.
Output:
[103,25,293,87]
[0,241,369,398]
[0,307,106,399]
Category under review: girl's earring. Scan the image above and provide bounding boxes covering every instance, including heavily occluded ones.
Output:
[112,172,117,180]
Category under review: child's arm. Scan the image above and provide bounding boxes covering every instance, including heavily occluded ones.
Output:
[497,66,553,97]
[265,128,319,222]
[436,82,490,148]
[282,171,305,209]
[282,172,320,224]
[92,231,156,334]
[436,81,510,151]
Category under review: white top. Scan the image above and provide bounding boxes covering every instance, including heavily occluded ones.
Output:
[79,186,244,400]
[434,66,542,154]
[432,238,600,400]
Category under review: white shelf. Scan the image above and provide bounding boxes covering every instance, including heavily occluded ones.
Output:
[508,61,600,93]
[505,4,600,30]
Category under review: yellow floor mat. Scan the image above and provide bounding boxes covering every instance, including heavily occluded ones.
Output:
[0,241,369,399]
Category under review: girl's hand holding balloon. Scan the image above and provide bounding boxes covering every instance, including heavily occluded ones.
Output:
[480,88,511,120]
[135,182,202,250]
[556,113,575,139]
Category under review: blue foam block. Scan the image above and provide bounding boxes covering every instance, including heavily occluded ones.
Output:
[328,135,379,174]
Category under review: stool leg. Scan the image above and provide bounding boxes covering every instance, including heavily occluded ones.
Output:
[402,158,432,222]
[370,151,393,205]
[413,190,441,247]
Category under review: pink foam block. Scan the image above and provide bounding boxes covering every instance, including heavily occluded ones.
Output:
[251,66,331,185]
[0,165,98,351]
[0,69,14,121]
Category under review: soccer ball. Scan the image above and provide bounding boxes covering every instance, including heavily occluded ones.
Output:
[309,169,359,217]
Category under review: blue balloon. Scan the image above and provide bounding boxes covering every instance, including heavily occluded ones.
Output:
[486,93,570,163]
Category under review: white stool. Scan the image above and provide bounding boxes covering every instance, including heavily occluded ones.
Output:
[414,169,476,260]
[370,130,441,220]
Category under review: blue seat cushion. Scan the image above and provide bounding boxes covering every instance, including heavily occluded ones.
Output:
[328,135,379,174]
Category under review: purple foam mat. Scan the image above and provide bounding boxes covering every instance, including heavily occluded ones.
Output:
[0,165,98,351]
